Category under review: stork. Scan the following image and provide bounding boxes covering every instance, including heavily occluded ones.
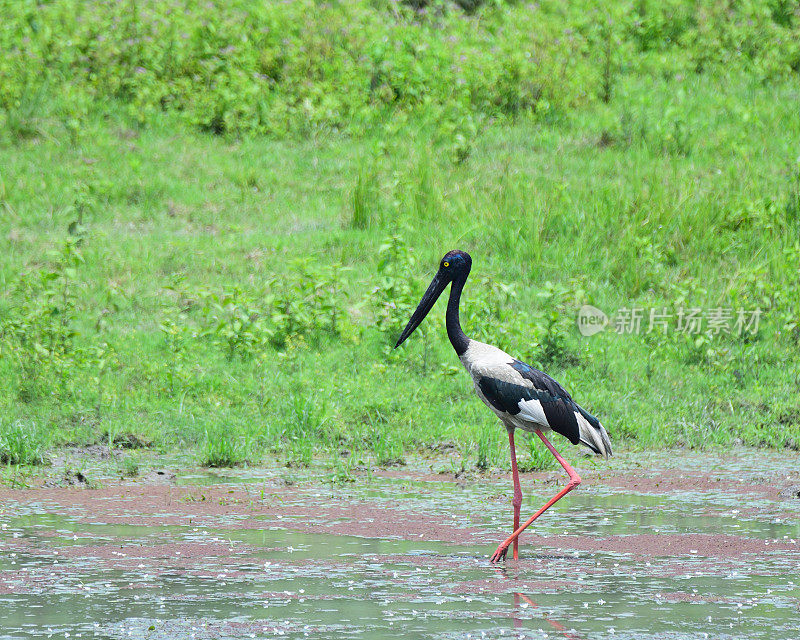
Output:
[394,250,611,562]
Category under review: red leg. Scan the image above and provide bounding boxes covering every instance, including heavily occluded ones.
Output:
[507,427,522,560]
[490,428,581,563]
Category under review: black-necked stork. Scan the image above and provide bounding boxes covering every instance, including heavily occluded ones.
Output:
[394,250,612,562]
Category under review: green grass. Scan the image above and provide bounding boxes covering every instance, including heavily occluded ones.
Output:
[1,2,800,471]
[201,426,251,468]
[0,420,50,466]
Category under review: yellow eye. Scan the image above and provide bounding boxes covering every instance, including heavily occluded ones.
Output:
[443,261,450,267]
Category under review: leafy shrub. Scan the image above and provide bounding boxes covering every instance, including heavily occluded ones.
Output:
[189,262,350,358]
[197,286,269,359]
[371,235,425,342]
[158,315,194,393]
[0,238,84,401]
[4,0,797,142]
[462,276,522,354]
[533,281,582,368]
[0,0,596,137]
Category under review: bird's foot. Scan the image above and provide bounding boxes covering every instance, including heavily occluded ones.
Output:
[489,543,510,563]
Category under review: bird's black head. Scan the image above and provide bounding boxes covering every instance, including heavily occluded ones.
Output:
[438,250,472,281]
[394,249,472,349]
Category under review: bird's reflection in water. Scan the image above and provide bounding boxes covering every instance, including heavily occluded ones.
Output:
[511,592,584,640]
[492,559,583,639]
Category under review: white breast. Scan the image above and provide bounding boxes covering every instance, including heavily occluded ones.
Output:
[458,340,551,432]
[459,340,523,382]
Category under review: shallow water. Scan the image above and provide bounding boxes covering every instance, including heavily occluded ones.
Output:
[2,457,800,640]
[2,522,799,640]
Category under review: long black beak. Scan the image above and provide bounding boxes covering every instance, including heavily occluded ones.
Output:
[394,271,449,348]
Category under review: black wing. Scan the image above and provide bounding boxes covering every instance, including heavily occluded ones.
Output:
[477,359,582,445]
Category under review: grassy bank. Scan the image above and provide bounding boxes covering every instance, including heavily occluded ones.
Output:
[1,2,799,472]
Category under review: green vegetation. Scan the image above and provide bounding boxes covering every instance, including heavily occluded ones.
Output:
[1,1,799,472]
[0,421,50,466]
[119,453,142,478]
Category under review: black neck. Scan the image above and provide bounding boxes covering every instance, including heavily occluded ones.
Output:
[446,274,470,356]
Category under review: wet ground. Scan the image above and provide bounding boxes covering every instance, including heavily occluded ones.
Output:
[1,448,800,639]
